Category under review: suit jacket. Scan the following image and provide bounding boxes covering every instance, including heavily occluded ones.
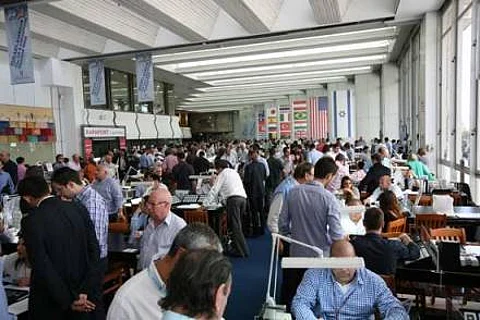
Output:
[358,163,391,194]
[22,197,100,320]
[351,233,420,275]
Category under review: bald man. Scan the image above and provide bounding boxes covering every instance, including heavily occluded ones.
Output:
[292,240,408,320]
[138,188,186,269]
[92,164,125,222]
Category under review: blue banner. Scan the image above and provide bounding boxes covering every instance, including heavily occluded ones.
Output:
[4,3,34,85]
[88,60,106,106]
[135,53,154,102]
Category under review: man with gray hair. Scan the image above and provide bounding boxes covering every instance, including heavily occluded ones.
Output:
[92,164,125,221]
[107,223,222,320]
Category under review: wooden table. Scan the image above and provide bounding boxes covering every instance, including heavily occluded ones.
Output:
[172,204,225,236]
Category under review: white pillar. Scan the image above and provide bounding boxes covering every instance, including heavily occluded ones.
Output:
[381,63,400,140]
[355,73,381,141]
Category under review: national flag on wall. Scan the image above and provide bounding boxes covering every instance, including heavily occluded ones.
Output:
[256,108,267,140]
[309,96,328,139]
[293,100,308,139]
[278,105,291,138]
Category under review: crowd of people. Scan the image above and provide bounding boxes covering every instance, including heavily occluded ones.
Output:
[0,135,435,319]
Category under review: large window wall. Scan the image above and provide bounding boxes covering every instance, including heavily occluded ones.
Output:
[438,0,480,201]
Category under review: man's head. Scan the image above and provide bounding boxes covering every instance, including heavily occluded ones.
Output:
[314,157,338,186]
[0,151,10,162]
[16,157,25,165]
[214,159,230,173]
[378,174,392,190]
[283,147,290,157]
[72,154,80,163]
[346,199,363,223]
[55,154,64,163]
[293,162,314,183]
[330,240,357,285]
[104,154,113,164]
[371,153,382,164]
[167,223,222,260]
[18,176,50,207]
[177,151,186,161]
[199,151,206,158]
[51,167,83,199]
[161,249,232,319]
[363,207,384,232]
[335,153,346,165]
[146,188,172,222]
[95,164,109,181]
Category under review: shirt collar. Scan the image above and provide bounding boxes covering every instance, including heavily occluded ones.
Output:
[77,185,91,199]
[329,268,364,287]
[163,311,195,320]
[147,260,166,293]
[152,211,173,227]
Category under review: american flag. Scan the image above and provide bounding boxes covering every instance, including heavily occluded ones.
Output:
[308,96,328,139]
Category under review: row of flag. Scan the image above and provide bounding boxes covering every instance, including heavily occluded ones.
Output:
[256,97,329,140]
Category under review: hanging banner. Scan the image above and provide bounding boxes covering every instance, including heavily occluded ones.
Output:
[308,96,329,139]
[267,105,278,139]
[278,105,291,138]
[4,3,35,84]
[89,60,106,106]
[256,107,267,140]
[293,100,308,139]
[135,53,154,102]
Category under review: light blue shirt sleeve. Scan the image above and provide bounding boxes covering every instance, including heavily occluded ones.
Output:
[112,180,124,211]
[292,269,320,320]
[374,275,409,320]
[278,193,291,235]
[326,195,345,241]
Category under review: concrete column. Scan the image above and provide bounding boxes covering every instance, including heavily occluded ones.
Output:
[355,73,381,141]
[381,63,400,140]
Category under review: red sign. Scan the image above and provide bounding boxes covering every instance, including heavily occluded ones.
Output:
[119,137,126,150]
[84,139,93,159]
[280,123,291,132]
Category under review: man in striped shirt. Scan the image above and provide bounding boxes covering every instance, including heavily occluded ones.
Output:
[51,167,109,319]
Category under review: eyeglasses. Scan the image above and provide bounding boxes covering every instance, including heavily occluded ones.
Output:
[146,201,170,207]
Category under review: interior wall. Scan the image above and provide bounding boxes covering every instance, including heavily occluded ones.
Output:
[381,63,400,140]
[355,73,381,141]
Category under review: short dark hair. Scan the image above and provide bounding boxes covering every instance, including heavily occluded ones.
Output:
[214,159,230,170]
[161,249,232,318]
[177,151,186,160]
[357,161,365,170]
[314,157,338,179]
[293,162,314,180]
[335,153,346,162]
[363,207,384,230]
[16,157,25,164]
[55,154,63,162]
[167,222,222,257]
[18,176,50,198]
[51,167,82,186]
[340,175,352,188]
[199,151,205,157]
[372,153,382,163]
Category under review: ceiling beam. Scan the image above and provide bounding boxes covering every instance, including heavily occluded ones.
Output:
[0,27,59,58]
[33,0,159,48]
[112,0,219,42]
[212,0,284,34]
[309,0,343,25]
[0,10,106,55]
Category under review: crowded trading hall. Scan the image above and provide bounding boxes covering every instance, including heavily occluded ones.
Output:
[0,0,479,319]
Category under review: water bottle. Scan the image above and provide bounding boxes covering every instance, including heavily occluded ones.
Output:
[128,214,140,244]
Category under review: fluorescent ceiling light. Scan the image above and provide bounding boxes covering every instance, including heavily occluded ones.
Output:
[197,76,347,92]
[185,54,386,80]
[189,84,324,97]
[152,27,396,63]
[206,67,370,86]
[184,91,303,102]
[159,40,390,72]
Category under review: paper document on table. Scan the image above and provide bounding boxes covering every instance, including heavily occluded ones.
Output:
[8,296,28,315]
[176,204,201,209]
[465,245,480,256]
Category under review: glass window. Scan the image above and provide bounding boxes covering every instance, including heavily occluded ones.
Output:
[154,81,165,115]
[166,84,175,115]
[441,26,455,162]
[456,8,472,167]
[458,0,472,16]
[442,2,455,34]
[133,75,152,114]
[110,70,132,112]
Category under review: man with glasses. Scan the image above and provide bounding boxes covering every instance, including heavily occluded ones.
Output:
[138,188,186,270]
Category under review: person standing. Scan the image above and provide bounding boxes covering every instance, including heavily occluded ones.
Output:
[0,161,15,196]
[172,151,195,192]
[18,176,101,319]
[16,157,27,183]
[0,151,17,186]
[92,164,125,222]
[204,160,250,257]
[68,154,82,172]
[244,149,267,236]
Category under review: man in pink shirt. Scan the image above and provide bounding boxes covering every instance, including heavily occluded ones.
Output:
[16,157,27,183]
[327,153,349,192]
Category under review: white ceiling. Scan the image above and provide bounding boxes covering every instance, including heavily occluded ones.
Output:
[0,0,445,111]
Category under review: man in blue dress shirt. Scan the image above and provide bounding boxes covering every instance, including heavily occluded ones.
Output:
[292,240,409,320]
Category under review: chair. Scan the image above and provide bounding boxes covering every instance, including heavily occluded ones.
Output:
[381,232,402,239]
[184,208,209,224]
[430,227,466,244]
[417,195,433,206]
[108,222,130,234]
[386,217,407,233]
[380,274,396,295]
[103,267,124,296]
[415,213,447,231]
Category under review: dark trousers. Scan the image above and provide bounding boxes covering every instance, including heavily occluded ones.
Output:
[282,268,307,313]
[90,257,108,320]
[226,196,250,257]
[247,195,265,235]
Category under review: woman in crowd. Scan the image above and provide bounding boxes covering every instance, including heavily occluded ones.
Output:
[407,153,434,181]
[340,176,360,202]
[2,236,31,287]
[378,190,405,232]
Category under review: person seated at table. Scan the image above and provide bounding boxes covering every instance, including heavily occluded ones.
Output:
[128,196,150,245]
[351,208,420,275]
[160,249,232,320]
[358,153,391,195]
[350,160,366,183]
[292,240,409,320]
[340,176,360,202]
[107,223,222,320]
[378,190,406,232]
[363,174,403,205]
[343,199,366,235]
[138,188,186,270]
[135,172,167,198]
[407,154,434,181]
[2,236,31,287]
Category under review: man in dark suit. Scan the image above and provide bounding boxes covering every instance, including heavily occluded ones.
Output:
[351,207,420,275]
[358,153,391,195]
[19,176,101,320]
[193,151,211,174]
[244,149,267,236]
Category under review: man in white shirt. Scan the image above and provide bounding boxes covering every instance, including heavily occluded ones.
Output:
[204,159,249,257]
[107,223,222,320]
[306,143,323,165]
[68,154,82,171]
[138,188,186,269]
[364,174,404,204]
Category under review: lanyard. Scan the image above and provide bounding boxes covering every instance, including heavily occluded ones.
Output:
[332,281,357,320]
